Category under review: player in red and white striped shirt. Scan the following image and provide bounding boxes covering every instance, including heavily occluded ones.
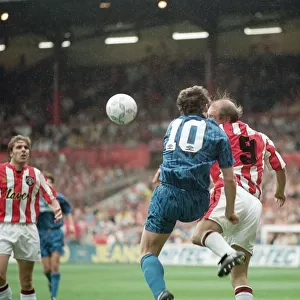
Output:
[210,120,286,200]
[192,99,286,300]
[0,135,62,300]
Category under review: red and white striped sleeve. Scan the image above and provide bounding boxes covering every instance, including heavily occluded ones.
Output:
[39,171,57,204]
[261,133,286,171]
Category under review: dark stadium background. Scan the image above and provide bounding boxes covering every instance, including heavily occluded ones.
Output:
[0,1,300,299]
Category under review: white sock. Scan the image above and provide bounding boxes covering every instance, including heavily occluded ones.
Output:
[202,231,235,258]
[235,286,253,300]
[0,284,12,300]
[20,289,36,300]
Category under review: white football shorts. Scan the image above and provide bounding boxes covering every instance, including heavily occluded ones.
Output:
[0,223,41,261]
[205,185,262,254]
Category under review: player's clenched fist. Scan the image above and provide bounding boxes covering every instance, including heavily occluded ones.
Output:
[225,211,239,225]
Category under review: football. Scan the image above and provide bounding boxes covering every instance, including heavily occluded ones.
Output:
[106,94,138,125]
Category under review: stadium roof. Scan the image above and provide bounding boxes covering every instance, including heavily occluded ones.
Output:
[1,0,300,42]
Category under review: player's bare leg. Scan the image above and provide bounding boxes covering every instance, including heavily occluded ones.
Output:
[231,245,253,300]
[0,254,12,300]
[17,259,36,300]
[140,228,174,300]
[192,219,245,277]
[49,252,61,300]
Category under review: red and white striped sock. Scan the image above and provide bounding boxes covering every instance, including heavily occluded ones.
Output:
[235,286,253,300]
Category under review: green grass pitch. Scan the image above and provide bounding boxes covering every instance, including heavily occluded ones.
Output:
[7,263,299,299]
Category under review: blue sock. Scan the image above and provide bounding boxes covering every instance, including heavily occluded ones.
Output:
[50,272,61,298]
[45,272,51,292]
[141,253,166,299]
[45,272,51,283]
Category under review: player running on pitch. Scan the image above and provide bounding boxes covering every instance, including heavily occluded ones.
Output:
[37,172,75,300]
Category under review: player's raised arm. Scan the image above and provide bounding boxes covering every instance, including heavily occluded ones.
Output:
[40,172,62,222]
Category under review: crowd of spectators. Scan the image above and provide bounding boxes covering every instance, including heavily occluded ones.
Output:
[0,49,300,246]
[0,50,300,151]
[31,152,131,204]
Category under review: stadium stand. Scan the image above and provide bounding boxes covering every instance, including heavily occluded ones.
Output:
[1,54,300,246]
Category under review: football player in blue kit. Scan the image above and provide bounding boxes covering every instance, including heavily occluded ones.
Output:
[37,172,75,300]
[140,86,245,300]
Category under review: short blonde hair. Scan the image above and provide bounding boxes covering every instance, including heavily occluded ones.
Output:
[213,92,243,122]
[8,135,32,155]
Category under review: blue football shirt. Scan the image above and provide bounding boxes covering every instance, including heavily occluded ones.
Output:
[160,115,234,191]
[37,193,72,230]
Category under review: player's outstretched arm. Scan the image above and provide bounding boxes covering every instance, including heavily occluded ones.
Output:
[221,167,239,224]
[275,168,287,207]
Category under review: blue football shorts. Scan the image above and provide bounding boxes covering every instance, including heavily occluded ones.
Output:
[145,183,210,234]
[39,228,64,257]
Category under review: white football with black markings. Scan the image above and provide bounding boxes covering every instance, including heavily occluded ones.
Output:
[106,93,138,125]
